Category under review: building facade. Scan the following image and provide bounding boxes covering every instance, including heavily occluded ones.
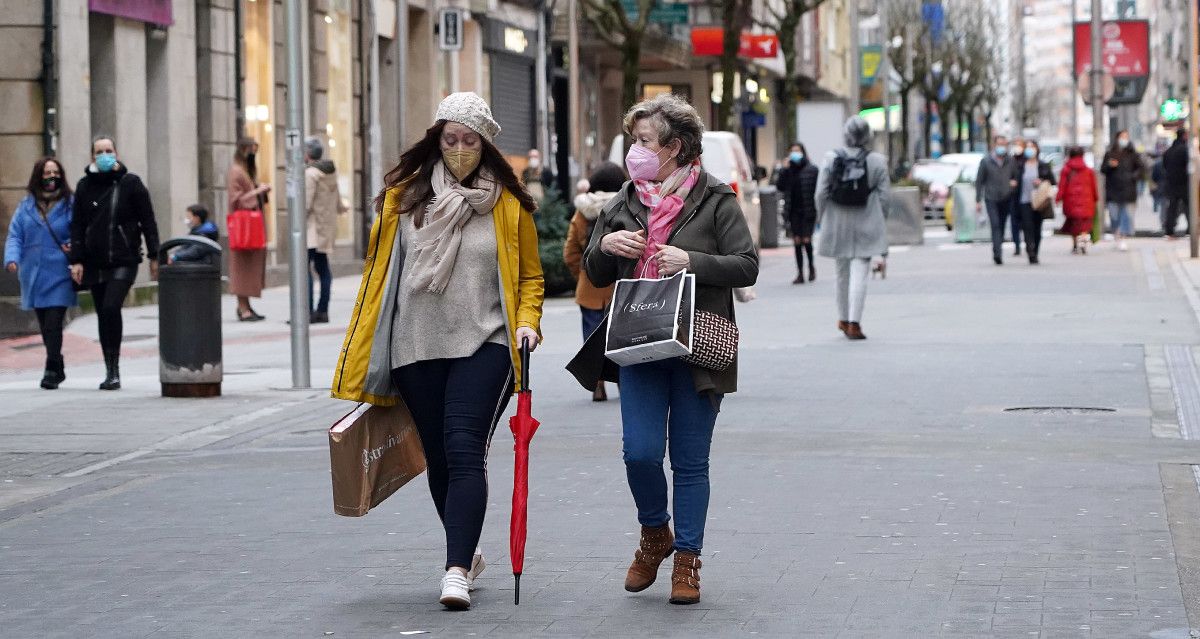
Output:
[0,0,542,308]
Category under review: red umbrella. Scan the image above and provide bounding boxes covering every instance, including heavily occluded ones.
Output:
[508,343,540,605]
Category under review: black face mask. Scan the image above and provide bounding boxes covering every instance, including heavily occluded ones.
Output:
[41,177,61,192]
[245,153,256,167]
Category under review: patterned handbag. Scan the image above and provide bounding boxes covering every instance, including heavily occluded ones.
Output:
[681,310,739,371]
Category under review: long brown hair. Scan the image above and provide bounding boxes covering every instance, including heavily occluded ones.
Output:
[376,121,538,225]
[234,136,259,184]
[26,157,71,199]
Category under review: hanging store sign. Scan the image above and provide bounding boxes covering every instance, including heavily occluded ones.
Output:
[860,45,882,87]
[88,0,173,26]
[438,9,465,51]
[484,20,535,59]
[620,0,689,26]
[691,28,779,59]
[1072,20,1150,105]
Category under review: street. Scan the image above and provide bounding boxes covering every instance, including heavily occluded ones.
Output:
[4,229,1200,637]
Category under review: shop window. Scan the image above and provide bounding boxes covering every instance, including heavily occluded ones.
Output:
[326,0,355,245]
[242,0,276,246]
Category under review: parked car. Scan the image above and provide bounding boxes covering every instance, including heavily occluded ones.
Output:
[608,131,764,244]
[910,160,965,216]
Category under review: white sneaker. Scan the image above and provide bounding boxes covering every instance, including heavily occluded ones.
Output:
[467,548,485,591]
[439,569,471,610]
[1118,240,1129,251]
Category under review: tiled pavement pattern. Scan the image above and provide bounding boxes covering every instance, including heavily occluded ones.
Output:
[2,231,1200,638]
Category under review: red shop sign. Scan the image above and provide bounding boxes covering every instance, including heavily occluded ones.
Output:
[1072,20,1150,78]
[691,28,779,59]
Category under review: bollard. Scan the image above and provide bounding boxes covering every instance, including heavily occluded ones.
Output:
[157,237,223,397]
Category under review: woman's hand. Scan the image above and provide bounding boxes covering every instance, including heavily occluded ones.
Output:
[258,184,272,195]
[515,327,539,352]
[601,230,646,260]
[1033,178,1043,187]
[148,259,159,281]
[5,262,16,274]
[652,244,690,276]
[70,264,83,285]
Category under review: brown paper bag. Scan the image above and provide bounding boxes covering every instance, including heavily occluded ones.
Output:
[329,402,426,517]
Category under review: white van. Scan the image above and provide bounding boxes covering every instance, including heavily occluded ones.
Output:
[607,131,762,245]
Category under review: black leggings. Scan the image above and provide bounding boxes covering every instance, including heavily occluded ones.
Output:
[34,306,67,362]
[1018,203,1044,260]
[89,277,134,355]
[392,342,514,570]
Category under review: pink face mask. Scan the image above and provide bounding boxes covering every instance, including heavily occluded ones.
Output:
[626,144,668,182]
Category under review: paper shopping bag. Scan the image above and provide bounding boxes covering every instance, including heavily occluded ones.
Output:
[604,270,695,367]
[329,402,426,517]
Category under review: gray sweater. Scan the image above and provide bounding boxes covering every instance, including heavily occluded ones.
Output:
[975,154,1017,203]
[390,213,507,369]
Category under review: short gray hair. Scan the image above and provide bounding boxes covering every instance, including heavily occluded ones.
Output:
[305,136,324,160]
[622,94,705,166]
[843,116,872,148]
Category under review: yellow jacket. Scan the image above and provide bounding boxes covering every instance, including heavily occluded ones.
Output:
[331,183,544,405]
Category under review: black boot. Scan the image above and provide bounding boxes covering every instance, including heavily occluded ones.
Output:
[40,356,65,390]
[99,352,121,391]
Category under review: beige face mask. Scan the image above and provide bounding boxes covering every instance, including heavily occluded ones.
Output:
[443,148,482,181]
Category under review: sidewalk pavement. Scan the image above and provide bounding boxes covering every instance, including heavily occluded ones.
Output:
[4,230,1200,637]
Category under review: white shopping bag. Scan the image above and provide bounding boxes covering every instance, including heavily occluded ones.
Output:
[604,270,695,367]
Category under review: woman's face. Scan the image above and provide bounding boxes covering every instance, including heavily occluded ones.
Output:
[440,122,481,154]
[42,160,62,181]
[92,138,116,160]
[631,118,680,181]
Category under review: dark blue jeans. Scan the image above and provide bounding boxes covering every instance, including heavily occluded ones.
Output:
[985,199,1009,262]
[580,306,605,342]
[1008,196,1023,252]
[392,343,514,570]
[618,358,722,554]
[308,249,332,313]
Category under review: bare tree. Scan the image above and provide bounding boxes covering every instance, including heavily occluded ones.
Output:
[580,0,655,112]
[708,0,754,130]
[758,0,828,145]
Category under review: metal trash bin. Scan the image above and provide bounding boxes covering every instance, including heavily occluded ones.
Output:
[157,237,223,397]
[759,186,781,249]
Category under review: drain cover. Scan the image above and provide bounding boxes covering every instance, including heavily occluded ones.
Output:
[1004,406,1116,415]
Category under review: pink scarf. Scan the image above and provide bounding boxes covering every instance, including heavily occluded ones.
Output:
[633,161,701,278]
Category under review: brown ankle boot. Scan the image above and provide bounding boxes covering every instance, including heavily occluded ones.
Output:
[624,525,674,592]
[837,320,849,334]
[845,322,867,340]
[669,551,702,604]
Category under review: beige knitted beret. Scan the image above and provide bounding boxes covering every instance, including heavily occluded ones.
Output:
[435,92,501,142]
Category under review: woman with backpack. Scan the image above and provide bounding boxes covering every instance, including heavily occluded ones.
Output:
[1056,146,1098,255]
[4,157,77,389]
[816,116,890,341]
[564,161,625,402]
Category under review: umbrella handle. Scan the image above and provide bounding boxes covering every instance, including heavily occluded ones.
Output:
[519,342,530,392]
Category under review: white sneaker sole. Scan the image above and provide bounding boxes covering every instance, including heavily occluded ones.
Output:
[439,592,471,610]
[467,552,485,591]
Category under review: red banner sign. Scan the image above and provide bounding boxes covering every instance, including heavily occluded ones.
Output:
[691,28,779,59]
[1072,20,1149,78]
[88,0,173,26]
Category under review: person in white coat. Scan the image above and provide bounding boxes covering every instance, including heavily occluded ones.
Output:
[305,137,347,324]
[815,116,890,340]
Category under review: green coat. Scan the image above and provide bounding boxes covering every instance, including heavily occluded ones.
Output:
[569,171,759,395]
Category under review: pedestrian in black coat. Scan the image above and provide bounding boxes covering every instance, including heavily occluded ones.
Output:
[776,142,819,283]
[1163,130,1191,238]
[68,135,160,391]
[1100,130,1145,249]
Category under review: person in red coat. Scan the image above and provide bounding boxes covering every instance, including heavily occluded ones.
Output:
[1056,146,1098,255]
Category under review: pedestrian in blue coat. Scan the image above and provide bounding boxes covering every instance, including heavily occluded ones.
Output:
[4,157,77,389]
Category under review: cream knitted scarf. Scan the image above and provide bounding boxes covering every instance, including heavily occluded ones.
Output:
[407,160,502,294]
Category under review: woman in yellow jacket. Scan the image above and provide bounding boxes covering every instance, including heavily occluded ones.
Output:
[331,93,544,610]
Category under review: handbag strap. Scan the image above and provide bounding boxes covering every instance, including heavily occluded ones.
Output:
[37,203,71,257]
